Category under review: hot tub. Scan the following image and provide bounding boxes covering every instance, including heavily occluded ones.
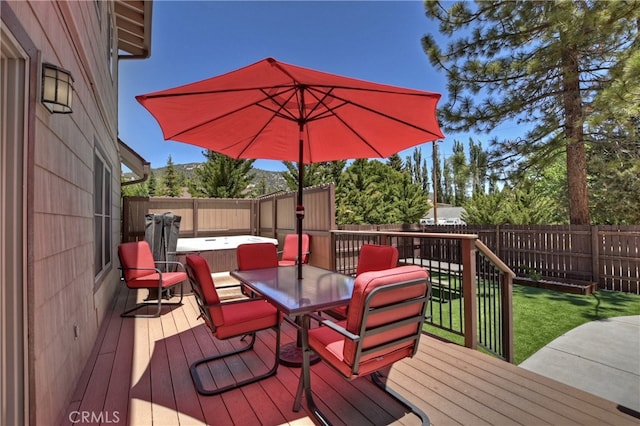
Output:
[176,235,278,272]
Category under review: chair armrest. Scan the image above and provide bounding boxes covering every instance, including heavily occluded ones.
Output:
[154,260,186,272]
[314,316,360,342]
[203,296,270,309]
[120,266,163,275]
[120,266,159,272]
[214,283,243,291]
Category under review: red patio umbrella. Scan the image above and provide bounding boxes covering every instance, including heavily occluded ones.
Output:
[137,57,444,278]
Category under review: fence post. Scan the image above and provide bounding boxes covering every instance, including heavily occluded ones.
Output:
[591,225,600,288]
[192,198,199,237]
[461,238,477,350]
[122,196,130,242]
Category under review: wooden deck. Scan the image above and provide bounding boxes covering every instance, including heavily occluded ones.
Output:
[63,284,639,426]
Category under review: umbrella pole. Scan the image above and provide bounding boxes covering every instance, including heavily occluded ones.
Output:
[296,129,305,280]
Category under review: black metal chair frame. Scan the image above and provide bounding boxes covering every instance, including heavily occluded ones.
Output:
[186,261,281,395]
[295,277,431,426]
[119,260,185,318]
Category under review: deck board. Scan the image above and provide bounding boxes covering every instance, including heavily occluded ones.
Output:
[65,285,640,425]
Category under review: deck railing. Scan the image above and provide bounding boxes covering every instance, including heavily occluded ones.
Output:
[331,230,515,362]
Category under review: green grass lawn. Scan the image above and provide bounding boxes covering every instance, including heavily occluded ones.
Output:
[424,284,640,364]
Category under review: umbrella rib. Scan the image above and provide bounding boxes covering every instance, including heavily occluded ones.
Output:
[306,86,443,137]
[161,86,298,139]
[256,87,305,123]
[234,87,304,159]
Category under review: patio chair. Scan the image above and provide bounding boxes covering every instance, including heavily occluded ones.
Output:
[117,241,186,318]
[236,242,279,296]
[295,265,431,425]
[185,254,282,395]
[327,244,399,319]
[278,233,310,266]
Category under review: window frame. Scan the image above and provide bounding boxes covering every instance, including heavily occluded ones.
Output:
[94,146,112,280]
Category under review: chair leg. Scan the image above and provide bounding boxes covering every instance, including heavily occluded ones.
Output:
[190,324,281,395]
[370,371,430,426]
[121,281,184,318]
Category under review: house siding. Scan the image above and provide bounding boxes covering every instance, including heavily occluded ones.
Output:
[2,1,123,424]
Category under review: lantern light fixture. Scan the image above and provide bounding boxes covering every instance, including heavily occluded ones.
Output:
[41,63,74,114]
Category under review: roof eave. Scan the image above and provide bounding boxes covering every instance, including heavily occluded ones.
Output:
[115,0,152,59]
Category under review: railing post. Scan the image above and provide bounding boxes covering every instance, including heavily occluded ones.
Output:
[501,273,514,363]
[462,238,477,350]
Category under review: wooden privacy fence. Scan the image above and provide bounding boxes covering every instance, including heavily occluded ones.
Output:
[344,224,640,294]
[122,184,336,270]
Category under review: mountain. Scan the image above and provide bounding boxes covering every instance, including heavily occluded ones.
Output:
[123,162,289,194]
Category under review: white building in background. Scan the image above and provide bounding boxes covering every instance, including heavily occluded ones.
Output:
[420,205,467,225]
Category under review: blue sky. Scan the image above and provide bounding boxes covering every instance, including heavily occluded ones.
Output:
[118,1,511,172]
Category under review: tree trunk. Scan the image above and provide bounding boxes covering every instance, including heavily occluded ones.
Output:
[561,45,591,225]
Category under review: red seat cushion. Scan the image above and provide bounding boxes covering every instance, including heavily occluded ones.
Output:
[344,266,428,366]
[309,266,428,379]
[217,300,280,339]
[308,323,415,378]
[279,234,310,266]
[119,241,186,288]
[356,244,399,276]
[187,253,280,340]
[126,272,187,289]
[118,241,157,281]
[237,243,279,270]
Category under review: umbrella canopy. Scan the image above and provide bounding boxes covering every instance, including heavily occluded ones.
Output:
[137,57,445,278]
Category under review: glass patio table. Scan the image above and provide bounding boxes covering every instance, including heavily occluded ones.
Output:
[230,264,355,366]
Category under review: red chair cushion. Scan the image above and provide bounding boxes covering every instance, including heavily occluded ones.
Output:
[119,241,187,288]
[308,324,416,378]
[187,254,280,339]
[279,233,309,266]
[237,243,279,270]
[186,254,224,327]
[327,245,399,319]
[217,300,280,339]
[125,272,187,289]
[344,266,428,366]
[356,244,399,276]
[118,241,157,281]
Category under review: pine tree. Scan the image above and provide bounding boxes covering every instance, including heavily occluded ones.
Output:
[387,154,403,172]
[190,151,255,198]
[432,142,443,204]
[422,1,639,224]
[162,155,182,197]
[147,170,158,196]
[450,140,469,205]
[410,147,430,195]
[441,158,453,205]
[468,138,488,196]
[393,171,430,224]
[281,161,346,190]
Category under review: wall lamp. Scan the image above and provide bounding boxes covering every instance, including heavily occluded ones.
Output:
[41,63,74,114]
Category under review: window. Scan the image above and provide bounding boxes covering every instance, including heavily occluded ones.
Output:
[94,149,112,277]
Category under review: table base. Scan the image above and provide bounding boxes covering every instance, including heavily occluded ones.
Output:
[279,342,320,367]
